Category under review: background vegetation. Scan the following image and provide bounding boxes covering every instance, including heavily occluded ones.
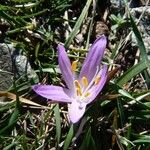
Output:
[0,0,150,149]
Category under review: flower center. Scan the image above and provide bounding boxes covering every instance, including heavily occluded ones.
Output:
[72,61,101,102]
[74,77,90,99]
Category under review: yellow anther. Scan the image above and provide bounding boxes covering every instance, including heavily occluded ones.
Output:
[94,76,101,85]
[71,61,78,72]
[82,76,89,87]
[76,88,82,96]
[74,80,81,89]
[74,80,82,96]
[84,92,90,97]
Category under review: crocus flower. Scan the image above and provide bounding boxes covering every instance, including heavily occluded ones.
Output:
[32,35,108,123]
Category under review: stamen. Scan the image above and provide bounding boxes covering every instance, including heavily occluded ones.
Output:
[76,88,82,96]
[71,61,77,72]
[83,67,99,93]
[82,76,88,87]
[74,80,82,96]
[94,76,101,85]
[74,80,81,89]
[84,92,90,97]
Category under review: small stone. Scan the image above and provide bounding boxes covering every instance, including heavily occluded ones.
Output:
[0,43,38,91]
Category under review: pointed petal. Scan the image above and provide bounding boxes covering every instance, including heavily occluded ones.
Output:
[87,64,108,104]
[32,85,72,103]
[57,45,74,89]
[79,35,107,82]
[68,100,86,123]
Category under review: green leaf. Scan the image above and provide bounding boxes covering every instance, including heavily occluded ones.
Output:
[118,89,134,100]
[19,9,48,19]
[129,110,150,118]
[11,0,31,3]
[0,104,20,135]
[144,102,150,107]
[0,116,18,135]
[0,11,20,27]
[0,4,14,11]
[130,15,149,65]
[117,99,125,127]
[116,60,147,87]
[0,92,21,135]
[129,92,150,107]
[116,14,150,87]
[0,102,15,112]
[3,142,17,150]
[133,135,150,143]
[79,127,97,150]
[65,0,92,47]
[54,104,61,145]
[35,68,60,74]
[63,124,74,150]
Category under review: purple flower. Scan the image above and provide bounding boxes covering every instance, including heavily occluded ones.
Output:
[32,35,108,123]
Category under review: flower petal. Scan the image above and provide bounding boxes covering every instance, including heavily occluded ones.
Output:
[87,64,108,104]
[79,35,107,82]
[57,44,74,89]
[32,85,72,103]
[68,100,86,123]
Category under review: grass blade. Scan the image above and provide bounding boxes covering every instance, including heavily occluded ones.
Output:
[63,124,74,150]
[116,60,147,87]
[65,0,92,47]
[80,127,96,150]
[130,15,149,64]
[54,104,61,146]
